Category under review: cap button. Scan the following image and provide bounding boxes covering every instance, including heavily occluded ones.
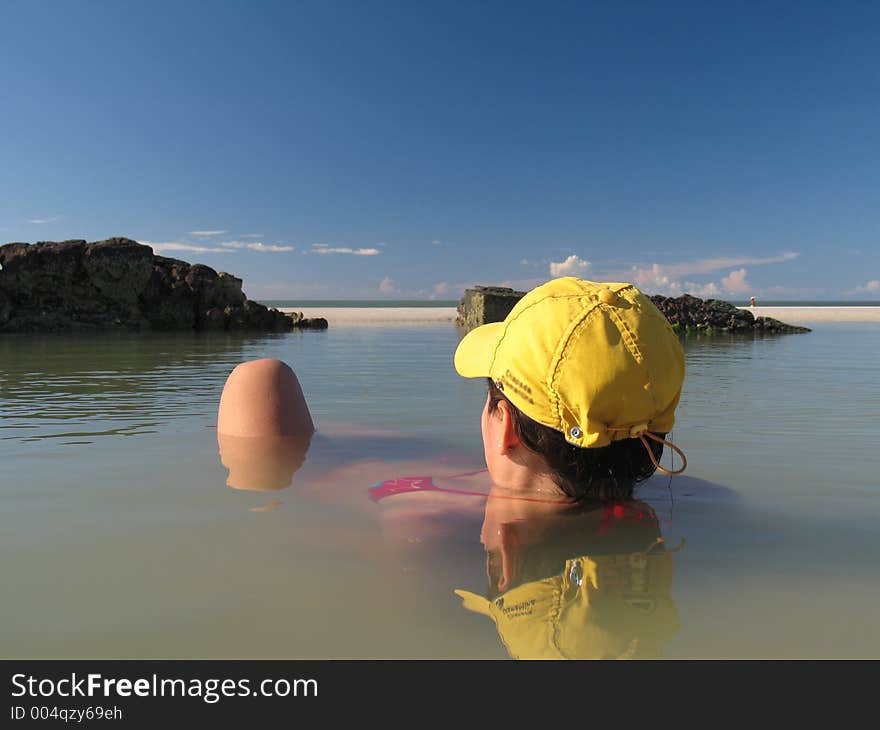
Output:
[598,288,619,305]
[569,559,584,587]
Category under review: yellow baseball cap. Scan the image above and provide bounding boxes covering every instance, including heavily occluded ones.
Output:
[454,277,686,452]
[455,546,680,659]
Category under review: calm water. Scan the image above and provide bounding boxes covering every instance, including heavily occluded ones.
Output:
[2,322,879,658]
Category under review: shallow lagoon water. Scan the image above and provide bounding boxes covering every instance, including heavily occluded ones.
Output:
[2,322,879,659]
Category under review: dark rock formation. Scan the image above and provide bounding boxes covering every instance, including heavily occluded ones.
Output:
[456,285,810,334]
[285,311,329,330]
[0,237,327,333]
[456,286,527,330]
[648,294,811,334]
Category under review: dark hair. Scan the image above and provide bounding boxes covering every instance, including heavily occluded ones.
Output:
[487,379,665,503]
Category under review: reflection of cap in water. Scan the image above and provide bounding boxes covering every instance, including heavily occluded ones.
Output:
[454,277,685,452]
[456,545,679,659]
[218,432,312,492]
[456,503,681,659]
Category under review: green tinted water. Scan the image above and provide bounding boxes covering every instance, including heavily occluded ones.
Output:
[2,323,878,658]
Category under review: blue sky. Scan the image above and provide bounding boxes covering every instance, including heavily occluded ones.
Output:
[2,0,878,300]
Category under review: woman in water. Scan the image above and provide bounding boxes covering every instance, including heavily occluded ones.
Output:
[216,276,687,511]
[214,277,689,658]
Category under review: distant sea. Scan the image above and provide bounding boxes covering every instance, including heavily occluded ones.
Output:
[259,299,880,308]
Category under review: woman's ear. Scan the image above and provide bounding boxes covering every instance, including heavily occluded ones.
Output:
[494,399,522,454]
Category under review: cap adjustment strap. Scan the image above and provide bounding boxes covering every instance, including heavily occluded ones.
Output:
[607,425,688,476]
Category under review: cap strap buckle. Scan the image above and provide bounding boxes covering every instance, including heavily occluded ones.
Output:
[607,425,688,476]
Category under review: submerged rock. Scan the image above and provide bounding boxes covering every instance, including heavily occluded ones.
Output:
[0,237,324,333]
[456,285,810,334]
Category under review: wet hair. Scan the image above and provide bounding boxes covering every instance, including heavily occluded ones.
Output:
[487,379,664,503]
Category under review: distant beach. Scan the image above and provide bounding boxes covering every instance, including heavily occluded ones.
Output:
[265,300,880,325]
[738,306,880,323]
[279,306,458,324]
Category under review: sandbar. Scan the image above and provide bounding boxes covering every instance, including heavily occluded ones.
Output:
[280,305,880,326]
[737,306,880,323]
[280,307,458,325]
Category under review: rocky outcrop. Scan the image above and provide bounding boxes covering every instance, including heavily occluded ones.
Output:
[648,294,811,334]
[285,311,329,330]
[0,237,327,333]
[456,285,810,334]
[456,286,527,330]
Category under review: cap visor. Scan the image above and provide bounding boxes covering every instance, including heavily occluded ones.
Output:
[454,321,505,378]
[454,589,495,617]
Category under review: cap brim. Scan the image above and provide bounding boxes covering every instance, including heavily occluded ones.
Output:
[454,321,505,379]
[454,589,495,618]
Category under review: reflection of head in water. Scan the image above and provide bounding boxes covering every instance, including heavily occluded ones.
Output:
[456,496,680,659]
[217,359,314,494]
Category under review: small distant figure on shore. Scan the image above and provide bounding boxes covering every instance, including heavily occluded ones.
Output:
[749,296,756,307]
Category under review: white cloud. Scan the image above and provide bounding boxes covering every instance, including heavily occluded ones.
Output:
[720,268,751,294]
[638,272,757,299]
[189,230,226,236]
[379,276,396,294]
[682,280,720,298]
[626,263,683,295]
[241,233,264,238]
[433,281,449,295]
[432,240,442,246]
[851,279,880,294]
[549,255,591,277]
[622,252,799,298]
[249,243,293,253]
[632,252,798,281]
[28,216,61,224]
[139,240,231,254]
[631,271,740,299]
[311,244,380,256]
[220,241,293,252]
